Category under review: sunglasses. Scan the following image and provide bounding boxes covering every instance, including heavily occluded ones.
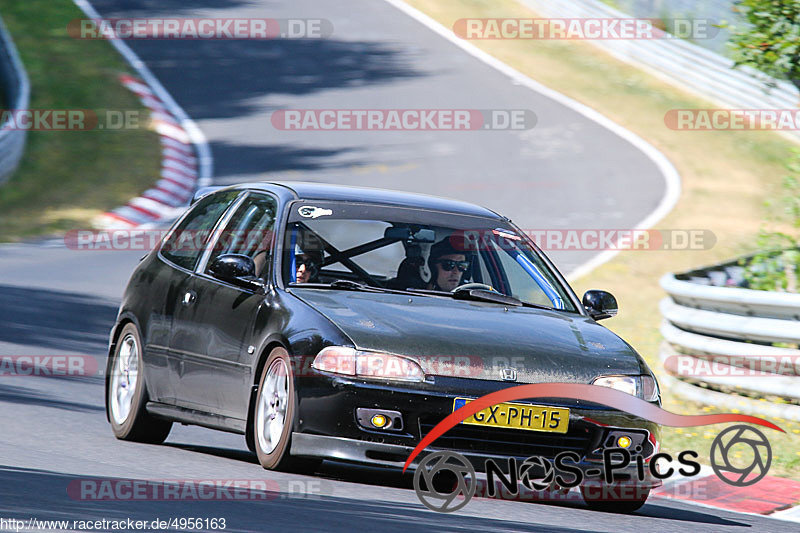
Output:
[436,259,469,272]
[295,255,319,272]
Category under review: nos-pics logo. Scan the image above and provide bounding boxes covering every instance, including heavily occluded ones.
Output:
[404,384,783,513]
[412,424,773,513]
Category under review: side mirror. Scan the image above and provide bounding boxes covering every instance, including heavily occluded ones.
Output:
[208,254,264,292]
[582,290,618,320]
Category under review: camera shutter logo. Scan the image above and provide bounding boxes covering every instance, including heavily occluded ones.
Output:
[710,425,772,487]
[413,451,476,512]
[519,456,554,491]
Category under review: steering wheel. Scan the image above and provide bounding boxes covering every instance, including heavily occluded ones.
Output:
[453,282,500,293]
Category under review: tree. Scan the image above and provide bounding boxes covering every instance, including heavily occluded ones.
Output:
[726,0,800,91]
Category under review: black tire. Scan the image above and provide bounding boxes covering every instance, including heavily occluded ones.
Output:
[251,347,319,472]
[580,484,650,514]
[107,323,172,444]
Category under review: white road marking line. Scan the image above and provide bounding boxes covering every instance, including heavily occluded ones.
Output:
[382,0,681,281]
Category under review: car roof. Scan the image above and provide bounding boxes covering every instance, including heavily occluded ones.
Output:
[241,181,503,219]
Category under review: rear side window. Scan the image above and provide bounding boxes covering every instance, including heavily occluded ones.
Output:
[161,190,240,270]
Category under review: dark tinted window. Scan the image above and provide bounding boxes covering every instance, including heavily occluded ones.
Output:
[205,193,278,278]
[161,190,240,270]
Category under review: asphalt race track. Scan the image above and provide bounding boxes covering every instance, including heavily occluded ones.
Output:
[1,0,793,531]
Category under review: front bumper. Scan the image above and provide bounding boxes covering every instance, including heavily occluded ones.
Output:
[291,433,662,489]
[293,373,662,485]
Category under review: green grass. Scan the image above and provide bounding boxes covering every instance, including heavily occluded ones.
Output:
[0,1,160,240]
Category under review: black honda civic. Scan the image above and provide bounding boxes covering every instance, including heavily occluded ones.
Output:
[106,181,662,511]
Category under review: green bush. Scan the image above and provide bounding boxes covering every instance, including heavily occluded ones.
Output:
[725,0,800,90]
[742,149,800,291]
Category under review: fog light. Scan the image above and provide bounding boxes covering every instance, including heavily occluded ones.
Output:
[356,408,403,431]
[617,436,632,448]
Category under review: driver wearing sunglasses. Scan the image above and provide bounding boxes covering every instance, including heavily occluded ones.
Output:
[427,238,469,292]
[294,247,322,284]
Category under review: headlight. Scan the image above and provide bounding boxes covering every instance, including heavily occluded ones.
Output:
[312,346,425,382]
[593,375,659,401]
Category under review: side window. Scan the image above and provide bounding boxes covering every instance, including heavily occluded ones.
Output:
[160,190,240,270]
[205,193,278,278]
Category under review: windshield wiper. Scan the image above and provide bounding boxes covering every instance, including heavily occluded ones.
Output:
[405,288,451,296]
[407,287,523,306]
[329,279,380,291]
[289,279,388,293]
[408,287,555,310]
[519,301,555,311]
[451,286,523,306]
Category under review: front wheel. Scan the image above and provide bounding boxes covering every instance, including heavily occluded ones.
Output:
[251,347,319,472]
[107,323,172,443]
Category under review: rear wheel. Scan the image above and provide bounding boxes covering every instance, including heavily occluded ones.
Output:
[580,484,649,514]
[251,347,319,472]
[107,323,172,443]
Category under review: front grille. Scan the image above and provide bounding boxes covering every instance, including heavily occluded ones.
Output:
[419,418,595,459]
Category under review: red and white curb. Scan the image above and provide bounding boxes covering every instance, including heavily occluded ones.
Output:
[92,74,197,230]
[651,465,800,521]
[74,0,211,230]
[471,464,800,520]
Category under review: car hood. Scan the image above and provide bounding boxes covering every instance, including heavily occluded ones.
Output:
[291,289,645,383]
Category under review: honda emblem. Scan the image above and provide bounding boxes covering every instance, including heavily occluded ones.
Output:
[501,368,517,382]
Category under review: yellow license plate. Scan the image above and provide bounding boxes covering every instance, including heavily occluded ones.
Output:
[453,397,569,434]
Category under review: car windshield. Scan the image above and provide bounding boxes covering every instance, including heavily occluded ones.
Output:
[282,201,577,312]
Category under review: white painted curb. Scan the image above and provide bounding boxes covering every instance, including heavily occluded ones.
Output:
[72,0,213,229]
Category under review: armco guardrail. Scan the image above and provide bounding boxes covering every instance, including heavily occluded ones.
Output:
[659,266,800,421]
[609,0,737,54]
[0,13,30,184]
[520,0,800,137]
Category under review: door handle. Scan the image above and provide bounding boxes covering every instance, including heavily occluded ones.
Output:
[182,290,197,306]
